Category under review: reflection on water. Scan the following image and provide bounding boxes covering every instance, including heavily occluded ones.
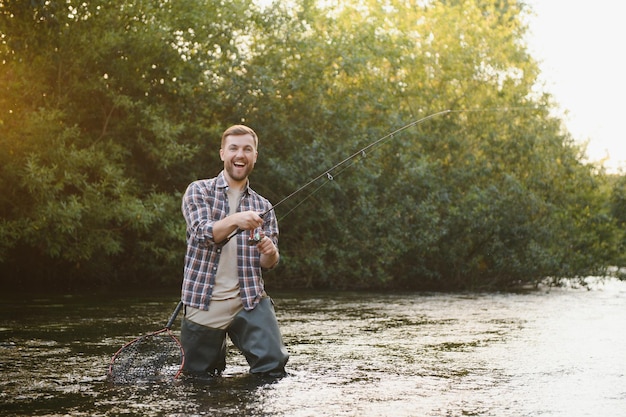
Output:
[1,279,625,416]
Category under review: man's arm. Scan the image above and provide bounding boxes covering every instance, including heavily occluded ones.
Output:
[211,211,264,243]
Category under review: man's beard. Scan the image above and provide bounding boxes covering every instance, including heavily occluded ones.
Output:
[225,161,254,182]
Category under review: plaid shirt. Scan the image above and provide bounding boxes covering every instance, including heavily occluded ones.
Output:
[181,171,279,311]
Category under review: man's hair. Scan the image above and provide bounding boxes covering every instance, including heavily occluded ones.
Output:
[221,125,258,149]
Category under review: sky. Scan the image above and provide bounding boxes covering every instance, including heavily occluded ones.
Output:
[524,0,626,172]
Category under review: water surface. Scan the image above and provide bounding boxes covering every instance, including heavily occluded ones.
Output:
[1,279,625,416]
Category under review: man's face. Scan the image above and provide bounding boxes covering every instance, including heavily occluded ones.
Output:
[220,133,258,185]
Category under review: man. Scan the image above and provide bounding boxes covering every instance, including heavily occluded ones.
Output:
[180,124,288,378]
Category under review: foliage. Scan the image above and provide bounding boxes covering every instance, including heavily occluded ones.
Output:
[609,174,626,275]
[0,0,622,290]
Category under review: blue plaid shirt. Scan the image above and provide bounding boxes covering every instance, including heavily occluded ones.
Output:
[181,171,279,311]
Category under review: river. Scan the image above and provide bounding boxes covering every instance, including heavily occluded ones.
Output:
[1,279,625,416]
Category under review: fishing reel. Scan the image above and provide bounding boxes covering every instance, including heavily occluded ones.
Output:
[248,230,263,245]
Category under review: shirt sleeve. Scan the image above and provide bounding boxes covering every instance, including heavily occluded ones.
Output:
[264,205,279,247]
[182,180,218,246]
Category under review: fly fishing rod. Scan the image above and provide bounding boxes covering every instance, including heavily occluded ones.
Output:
[258,106,534,222]
[223,109,454,245]
[267,109,453,217]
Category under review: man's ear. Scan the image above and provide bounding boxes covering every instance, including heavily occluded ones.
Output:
[219,148,224,161]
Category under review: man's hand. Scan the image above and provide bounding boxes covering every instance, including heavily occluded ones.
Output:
[257,234,280,269]
[212,210,263,243]
[233,211,264,231]
[256,235,277,256]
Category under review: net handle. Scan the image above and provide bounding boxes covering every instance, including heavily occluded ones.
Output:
[166,301,184,330]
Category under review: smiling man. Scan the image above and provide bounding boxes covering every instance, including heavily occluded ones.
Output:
[179,124,288,378]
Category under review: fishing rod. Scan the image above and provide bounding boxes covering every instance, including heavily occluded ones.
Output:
[267,109,452,218]
[261,107,533,221]
[222,109,453,245]
[223,106,536,245]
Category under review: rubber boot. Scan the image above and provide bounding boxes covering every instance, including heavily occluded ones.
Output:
[227,297,289,376]
[180,317,227,377]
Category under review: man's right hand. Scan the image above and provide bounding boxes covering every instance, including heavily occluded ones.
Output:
[212,210,263,243]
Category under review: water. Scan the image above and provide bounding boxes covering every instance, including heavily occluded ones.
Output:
[1,279,625,416]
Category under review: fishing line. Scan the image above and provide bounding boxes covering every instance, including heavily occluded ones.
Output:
[275,136,390,220]
[265,109,452,217]
[264,106,535,219]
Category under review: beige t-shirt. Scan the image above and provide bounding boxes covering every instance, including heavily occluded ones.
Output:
[211,187,242,301]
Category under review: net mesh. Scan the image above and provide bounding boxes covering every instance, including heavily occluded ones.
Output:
[109,330,184,384]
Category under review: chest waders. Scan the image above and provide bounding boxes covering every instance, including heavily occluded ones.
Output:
[181,297,289,377]
[181,318,227,377]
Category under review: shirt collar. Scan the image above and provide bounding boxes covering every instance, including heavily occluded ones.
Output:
[216,170,250,195]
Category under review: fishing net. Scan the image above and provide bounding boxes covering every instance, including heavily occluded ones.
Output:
[108,328,185,384]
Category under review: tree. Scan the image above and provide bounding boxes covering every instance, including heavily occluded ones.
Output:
[1,0,621,290]
[0,0,258,286]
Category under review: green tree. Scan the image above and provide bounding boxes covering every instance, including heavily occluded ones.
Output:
[0,0,621,290]
[609,174,626,274]
[0,0,260,286]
